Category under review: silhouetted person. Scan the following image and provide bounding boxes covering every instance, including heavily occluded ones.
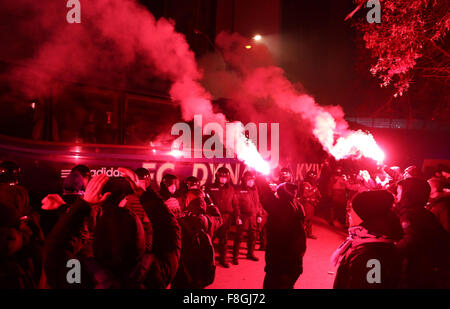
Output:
[159,174,182,218]
[233,171,262,264]
[256,177,306,289]
[427,177,450,233]
[40,171,85,236]
[332,190,402,289]
[44,172,181,289]
[172,190,222,289]
[71,165,91,188]
[205,167,238,268]
[395,177,450,288]
[0,162,44,288]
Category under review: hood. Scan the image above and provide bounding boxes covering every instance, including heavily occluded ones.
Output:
[397,177,431,210]
[94,207,146,275]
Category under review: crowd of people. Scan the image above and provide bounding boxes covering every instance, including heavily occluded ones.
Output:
[0,159,449,289]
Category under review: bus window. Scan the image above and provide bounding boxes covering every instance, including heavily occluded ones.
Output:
[124,94,180,146]
[53,86,119,144]
[0,86,36,139]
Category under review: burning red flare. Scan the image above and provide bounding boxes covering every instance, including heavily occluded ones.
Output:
[230,123,271,175]
[329,130,385,164]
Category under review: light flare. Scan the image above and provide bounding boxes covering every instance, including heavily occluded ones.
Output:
[359,170,371,183]
[375,175,390,187]
[169,149,183,158]
[230,123,271,175]
[328,130,385,164]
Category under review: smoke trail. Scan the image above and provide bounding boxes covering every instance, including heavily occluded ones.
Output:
[2,0,225,123]
[210,32,384,163]
[2,1,268,171]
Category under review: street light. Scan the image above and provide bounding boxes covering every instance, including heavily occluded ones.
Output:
[253,34,262,41]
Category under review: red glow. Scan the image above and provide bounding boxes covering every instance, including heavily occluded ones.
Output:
[329,130,385,164]
[169,149,183,158]
[229,123,270,175]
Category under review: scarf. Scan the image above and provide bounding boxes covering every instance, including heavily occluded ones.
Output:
[331,226,394,267]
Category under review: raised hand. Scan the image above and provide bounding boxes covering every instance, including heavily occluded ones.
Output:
[41,194,66,210]
[83,174,110,204]
[118,167,145,197]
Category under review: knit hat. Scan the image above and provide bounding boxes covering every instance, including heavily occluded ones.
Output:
[186,197,207,215]
[276,182,298,201]
[352,190,394,221]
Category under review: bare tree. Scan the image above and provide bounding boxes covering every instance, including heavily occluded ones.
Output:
[347,0,450,97]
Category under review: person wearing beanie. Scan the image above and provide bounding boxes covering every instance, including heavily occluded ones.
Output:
[40,171,86,236]
[255,177,306,289]
[395,177,450,288]
[171,195,222,289]
[159,174,182,219]
[332,190,402,289]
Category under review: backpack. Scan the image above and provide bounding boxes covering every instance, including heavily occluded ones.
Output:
[178,215,216,288]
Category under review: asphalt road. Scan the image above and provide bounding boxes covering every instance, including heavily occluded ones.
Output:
[208,217,347,289]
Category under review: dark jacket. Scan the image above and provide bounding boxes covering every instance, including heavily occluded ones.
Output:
[235,184,262,217]
[0,202,44,289]
[332,226,401,289]
[256,178,306,275]
[44,189,181,289]
[172,203,222,289]
[0,184,30,218]
[159,186,182,219]
[427,195,450,234]
[205,182,237,215]
[396,206,450,288]
[39,194,80,237]
[394,177,450,288]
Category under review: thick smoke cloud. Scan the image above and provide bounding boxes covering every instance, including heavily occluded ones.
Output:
[199,32,384,164]
[1,0,224,123]
[1,1,383,166]
[1,0,271,171]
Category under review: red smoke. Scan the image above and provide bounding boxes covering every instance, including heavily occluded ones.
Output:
[2,1,384,167]
[2,0,269,170]
[3,0,224,123]
[206,32,384,164]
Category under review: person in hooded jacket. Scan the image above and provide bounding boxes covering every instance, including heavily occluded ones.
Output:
[255,176,306,289]
[0,161,44,288]
[395,177,450,288]
[332,190,403,289]
[171,190,222,289]
[177,176,201,211]
[159,174,182,219]
[44,171,181,289]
